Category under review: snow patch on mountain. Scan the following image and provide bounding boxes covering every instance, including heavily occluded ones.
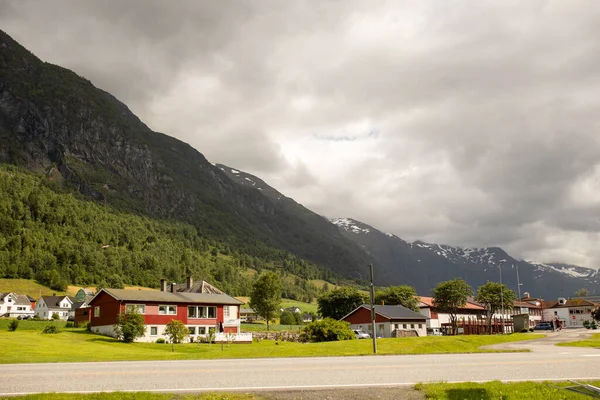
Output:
[529,262,595,278]
[330,218,371,234]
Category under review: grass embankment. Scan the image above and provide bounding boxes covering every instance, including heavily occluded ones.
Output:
[241,323,302,332]
[3,393,260,400]
[557,333,600,348]
[417,380,600,399]
[0,319,67,330]
[0,279,66,297]
[0,328,541,364]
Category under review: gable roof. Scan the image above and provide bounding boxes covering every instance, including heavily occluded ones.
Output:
[418,296,485,311]
[92,288,244,305]
[0,293,30,306]
[343,304,426,321]
[39,296,74,307]
[545,299,597,309]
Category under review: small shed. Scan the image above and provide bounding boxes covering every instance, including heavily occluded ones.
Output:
[513,314,531,332]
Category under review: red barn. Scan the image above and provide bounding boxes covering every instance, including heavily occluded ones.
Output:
[89,287,244,342]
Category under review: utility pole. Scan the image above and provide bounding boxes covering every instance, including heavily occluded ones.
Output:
[369,264,377,354]
[516,264,522,301]
[499,259,506,334]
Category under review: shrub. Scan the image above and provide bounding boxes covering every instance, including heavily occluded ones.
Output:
[52,313,60,320]
[300,318,355,342]
[8,320,19,332]
[113,308,146,343]
[583,320,591,329]
[279,311,296,325]
[294,312,304,325]
[86,321,92,332]
[42,325,60,334]
[592,322,598,330]
[519,328,528,333]
[65,322,74,328]
[528,328,534,332]
[156,338,166,344]
[32,315,41,321]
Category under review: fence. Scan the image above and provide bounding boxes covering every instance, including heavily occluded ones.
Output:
[214,332,253,344]
[441,317,514,335]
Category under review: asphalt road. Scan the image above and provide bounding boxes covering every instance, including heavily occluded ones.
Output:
[2,330,599,396]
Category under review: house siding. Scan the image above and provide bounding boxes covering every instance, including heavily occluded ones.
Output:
[344,307,389,324]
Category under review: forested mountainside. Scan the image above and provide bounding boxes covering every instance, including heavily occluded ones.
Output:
[0,29,372,285]
[0,165,325,301]
[331,218,599,298]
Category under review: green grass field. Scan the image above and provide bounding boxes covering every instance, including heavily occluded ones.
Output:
[0,328,541,364]
[557,332,600,348]
[5,393,261,400]
[0,279,66,297]
[416,380,600,399]
[0,319,67,330]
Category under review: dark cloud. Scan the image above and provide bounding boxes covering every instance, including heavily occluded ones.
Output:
[2,0,600,267]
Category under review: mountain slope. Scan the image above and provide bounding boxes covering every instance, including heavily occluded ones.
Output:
[331,217,600,298]
[0,29,370,280]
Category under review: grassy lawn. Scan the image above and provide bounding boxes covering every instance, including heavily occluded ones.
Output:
[0,319,67,330]
[416,380,600,399]
[0,329,541,364]
[557,333,600,348]
[5,393,261,400]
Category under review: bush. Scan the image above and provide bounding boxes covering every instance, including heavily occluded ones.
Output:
[113,308,146,343]
[156,338,166,344]
[32,315,41,321]
[294,312,304,325]
[52,313,60,320]
[65,322,74,328]
[42,325,60,334]
[8,320,19,332]
[519,328,528,333]
[279,311,296,325]
[592,322,598,330]
[583,320,591,329]
[528,328,534,332]
[86,321,92,332]
[300,318,355,342]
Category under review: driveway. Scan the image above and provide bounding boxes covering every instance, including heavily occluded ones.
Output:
[483,328,597,353]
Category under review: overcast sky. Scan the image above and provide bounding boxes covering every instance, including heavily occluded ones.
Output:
[2,0,600,268]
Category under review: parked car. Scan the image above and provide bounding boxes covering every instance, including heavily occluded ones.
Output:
[533,322,554,331]
[427,328,443,336]
[353,329,370,339]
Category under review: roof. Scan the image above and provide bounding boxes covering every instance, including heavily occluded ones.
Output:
[343,304,427,321]
[94,288,244,305]
[418,296,485,311]
[240,308,256,314]
[0,293,31,306]
[514,300,542,309]
[39,296,74,307]
[166,280,225,294]
[545,299,597,309]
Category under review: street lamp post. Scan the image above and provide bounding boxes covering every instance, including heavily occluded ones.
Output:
[498,259,506,334]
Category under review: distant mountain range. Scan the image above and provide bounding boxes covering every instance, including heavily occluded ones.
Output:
[1,28,597,299]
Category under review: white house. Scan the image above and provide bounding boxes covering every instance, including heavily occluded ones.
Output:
[342,304,428,338]
[0,292,34,318]
[35,296,74,320]
[543,298,597,328]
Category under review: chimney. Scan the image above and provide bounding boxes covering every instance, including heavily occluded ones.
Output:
[522,292,530,300]
[171,283,176,293]
[186,276,193,290]
[160,279,166,292]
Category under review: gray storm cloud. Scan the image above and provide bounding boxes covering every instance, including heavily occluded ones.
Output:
[1,0,599,267]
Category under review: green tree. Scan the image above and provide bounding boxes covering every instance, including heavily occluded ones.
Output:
[574,288,590,297]
[294,312,304,325]
[592,307,600,323]
[164,320,189,352]
[317,287,367,320]
[113,307,146,343]
[475,281,517,334]
[374,285,419,311]
[300,318,355,342]
[279,311,296,325]
[249,272,282,331]
[432,278,473,335]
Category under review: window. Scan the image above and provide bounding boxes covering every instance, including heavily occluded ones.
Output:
[410,324,415,329]
[403,324,407,329]
[94,306,100,317]
[224,306,230,318]
[188,327,196,335]
[198,327,206,335]
[418,324,422,329]
[188,306,216,318]
[125,304,145,314]
[159,305,177,315]
[150,327,157,336]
